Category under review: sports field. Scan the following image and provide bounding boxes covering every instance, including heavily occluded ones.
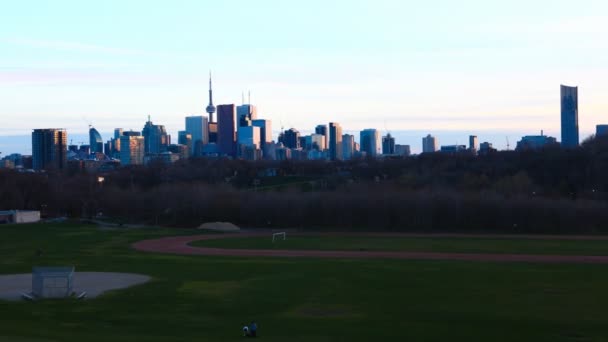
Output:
[2,223,608,341]
[191,234,608,255]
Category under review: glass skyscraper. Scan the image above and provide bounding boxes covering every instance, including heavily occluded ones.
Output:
[32,129,68,170]
[561,85,579,148]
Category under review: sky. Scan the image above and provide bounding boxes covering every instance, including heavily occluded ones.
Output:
[1,0,608,154]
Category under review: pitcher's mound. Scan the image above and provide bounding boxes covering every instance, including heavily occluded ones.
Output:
[198,222,240,232]
[0,272,150,301]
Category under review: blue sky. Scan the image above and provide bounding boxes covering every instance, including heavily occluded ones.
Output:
[1,0,608,153]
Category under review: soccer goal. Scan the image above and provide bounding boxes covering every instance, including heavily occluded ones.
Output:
[272,232,287,243]
[32,267,74,299]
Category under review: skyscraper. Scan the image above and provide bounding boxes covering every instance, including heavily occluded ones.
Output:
[120,132,145,165]
[329,123,343,161]
[185,116,209,155]
[422,134,438,153]
[342,134,354,160]
[360,129,381,157]
[142,117,170,154]
[469,135,479,152]
[237,104,257,129]
[32,129,68,170]
[382,133,395,155]
[217,104,237,157]
[315,125,328,150]
[280,128,300,149]
[561,85,579,148]
[89,126,103,154]
[178,131,192,157]
[252,119,272,146]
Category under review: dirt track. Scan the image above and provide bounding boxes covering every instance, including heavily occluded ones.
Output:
[132,233,608,264]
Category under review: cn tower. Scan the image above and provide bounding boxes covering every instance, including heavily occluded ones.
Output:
[206,72,216,123]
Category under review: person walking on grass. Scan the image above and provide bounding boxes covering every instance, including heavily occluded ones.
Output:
[249,321,258,338]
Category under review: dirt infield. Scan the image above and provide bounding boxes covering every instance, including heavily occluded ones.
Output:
[131,233,608,264]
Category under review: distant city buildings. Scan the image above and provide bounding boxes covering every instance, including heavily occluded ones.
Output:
[217,104,237,157]
[360,129,381,157]
[422,134,438,153]
[120,131,145,165]
[382,133,395,155]
[89,127,103,154]
[561,85,579,148]
[22,82,601,168]
[32,129,68,170]
[469,135,479,152]
[329,123,343,161]
[185,116,209,156]
[142,117,170,155]
[440,145,467,153]
[342,134,355,160]
[516,134,558,151]
[394,145,411,156]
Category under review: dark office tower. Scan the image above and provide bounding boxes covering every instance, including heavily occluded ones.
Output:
[237,104,257,128]
[382,133,395,155]
[89,126,103,153]
[32,129,68,170]
[561,85,579,148]
[315,125,328,150]
[217,104,237,157]
[206,73,216,123]
[142,117,170,154]
[281,129,300,149]
[329,123,343,161]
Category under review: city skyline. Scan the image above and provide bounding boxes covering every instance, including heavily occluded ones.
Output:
[1,0,607,148]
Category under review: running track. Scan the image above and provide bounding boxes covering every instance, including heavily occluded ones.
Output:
[132,233,608,264]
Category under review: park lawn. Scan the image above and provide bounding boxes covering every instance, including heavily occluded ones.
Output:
[0,223,607,341]
[191,235,608,256]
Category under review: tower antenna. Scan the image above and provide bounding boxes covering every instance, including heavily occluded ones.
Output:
[248,90,251,105]
[242,91,245,105]
[506,136,510,151]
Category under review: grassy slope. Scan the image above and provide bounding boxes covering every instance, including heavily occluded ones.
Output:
[0,224,607,341]
[192,235,608,256]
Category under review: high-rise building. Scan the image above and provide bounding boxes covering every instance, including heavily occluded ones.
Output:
[185,116,209,156]
[237,126,261,160]
[329,123,343,161]
[178,131,192,158]
[237,104,257,129]
[89,127,103,154]
[469,135,479,152]
[597,125,608,137]
[32,129,68,170]
[315,125,328,150]
[120,132,145,165]
[142,117,170,154]
[342,134,354,160]
[360,129,381,157]
[422,134,438,153]
[561,85,579,148]
[252,119,272,146]
[217,104,237,157]
[280,129,300,149]
[382,133,395,155]
[114,128,123,139]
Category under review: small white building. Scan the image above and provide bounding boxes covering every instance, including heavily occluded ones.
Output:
[0,210,41,224]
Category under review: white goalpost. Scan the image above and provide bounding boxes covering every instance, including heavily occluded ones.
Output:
[272,232,287,243]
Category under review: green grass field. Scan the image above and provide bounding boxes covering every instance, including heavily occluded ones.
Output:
[1,223,608,341]
[192,235,608,256]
